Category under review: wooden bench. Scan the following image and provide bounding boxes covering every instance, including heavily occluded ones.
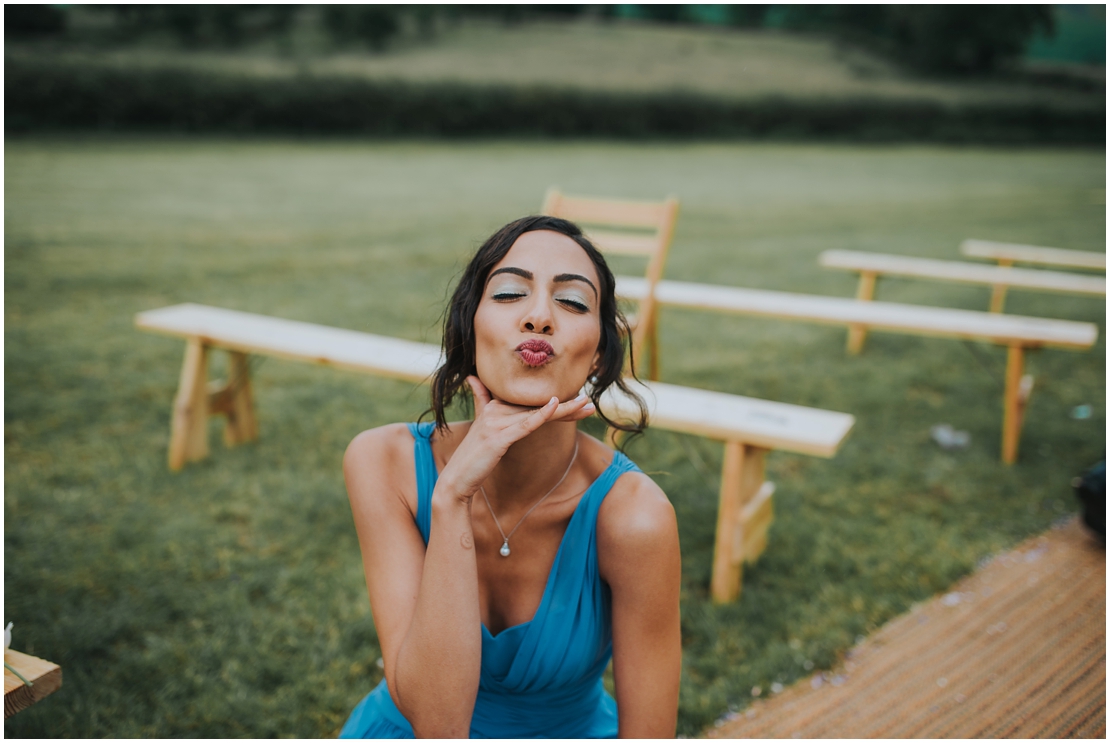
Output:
[136,303,855,603]
[614,276,1099,464]
[5,649,62,718]
[819,249,1106,316]
[961,239,1106,271]
[959,240,1107,312]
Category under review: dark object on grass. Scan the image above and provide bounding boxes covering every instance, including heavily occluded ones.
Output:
[1071,460,1105,541]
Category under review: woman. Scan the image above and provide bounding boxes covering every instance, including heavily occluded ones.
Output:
[340,215,682,738]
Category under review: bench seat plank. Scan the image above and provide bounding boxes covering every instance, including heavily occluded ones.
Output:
[961,239,1106,271]
[615,276,1098,349]
[600,380,854,459]
[136,304,443,383]
[136,304,854,457]
[820,250,1106,295]
[5,649,62,718]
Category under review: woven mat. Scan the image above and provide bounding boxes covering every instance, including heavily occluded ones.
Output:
[707,517,1105,739]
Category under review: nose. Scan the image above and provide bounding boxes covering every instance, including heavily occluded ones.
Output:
[520,293,554,335]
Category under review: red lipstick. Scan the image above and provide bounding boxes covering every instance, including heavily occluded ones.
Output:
[517,339,554,367]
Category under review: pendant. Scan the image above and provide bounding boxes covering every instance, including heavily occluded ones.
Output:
[499,541,511,558]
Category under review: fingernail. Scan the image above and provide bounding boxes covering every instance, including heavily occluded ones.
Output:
[575,393,588,402]
[583,402,596,411]
[549,396,558,406]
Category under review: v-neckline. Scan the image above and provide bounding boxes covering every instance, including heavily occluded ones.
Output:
[427,447,619,640]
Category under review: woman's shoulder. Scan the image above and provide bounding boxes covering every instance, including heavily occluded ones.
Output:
[343,423,421,516]
[594,445,677,555]
[344,422,417,469]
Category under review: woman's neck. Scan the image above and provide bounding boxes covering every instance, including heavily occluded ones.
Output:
[483,420,580,513]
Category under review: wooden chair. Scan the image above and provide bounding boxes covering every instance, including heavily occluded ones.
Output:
[541,188,679,381]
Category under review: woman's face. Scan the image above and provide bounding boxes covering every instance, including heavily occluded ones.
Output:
[473,230,602,407]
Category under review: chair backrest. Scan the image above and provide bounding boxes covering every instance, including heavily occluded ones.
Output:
[541,188,679,379]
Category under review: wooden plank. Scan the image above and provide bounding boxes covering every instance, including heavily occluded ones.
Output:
[599,380,856,458]
[5,649,62,718]
[961,239,1106,271]
[136,304,443,384]
[821,250,1106,295]
[614,276,1099,350]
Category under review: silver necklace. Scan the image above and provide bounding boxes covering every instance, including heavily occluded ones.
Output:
[479,436,579,558]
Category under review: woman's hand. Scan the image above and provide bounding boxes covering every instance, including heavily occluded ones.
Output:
[436,376,595,505]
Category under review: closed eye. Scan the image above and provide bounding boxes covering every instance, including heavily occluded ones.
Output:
[557,298,590,312]
[492,291,526,301]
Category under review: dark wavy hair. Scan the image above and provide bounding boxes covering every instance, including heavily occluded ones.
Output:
[428,215,648,446]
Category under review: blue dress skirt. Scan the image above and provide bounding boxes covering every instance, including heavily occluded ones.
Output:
[340,422,639,738]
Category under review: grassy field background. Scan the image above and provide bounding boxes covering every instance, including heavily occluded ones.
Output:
[4,138,1105,737]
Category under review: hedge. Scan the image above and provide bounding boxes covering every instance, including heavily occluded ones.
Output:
[5,57,1104,143]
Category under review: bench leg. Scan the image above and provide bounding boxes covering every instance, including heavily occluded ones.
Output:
[168,338,210,471]
[989,285,1008,313]
[208,351,258,447]
[1001,344,1034,464]
[989,260,1013,313]
[711,443,774,603]
[847,271,877,355]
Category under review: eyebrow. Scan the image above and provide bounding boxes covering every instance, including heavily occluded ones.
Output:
[488,267,598,299]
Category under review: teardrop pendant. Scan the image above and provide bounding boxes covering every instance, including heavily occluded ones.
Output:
[499,541,511,558]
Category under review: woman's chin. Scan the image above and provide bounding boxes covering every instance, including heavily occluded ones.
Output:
[488,380,579,408]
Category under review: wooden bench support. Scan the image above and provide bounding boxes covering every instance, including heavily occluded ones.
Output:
[711,442,773,603]
[847,270,877,354]
[169,342,258,471]
[208,351,258,447]
[1002,344,1035,465]
[989,259,1014,313]
[169,338,210,471]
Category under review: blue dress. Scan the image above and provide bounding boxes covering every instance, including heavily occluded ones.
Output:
[340,422,640,739]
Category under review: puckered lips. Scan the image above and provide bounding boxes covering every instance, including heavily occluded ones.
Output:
[516,338,555,367]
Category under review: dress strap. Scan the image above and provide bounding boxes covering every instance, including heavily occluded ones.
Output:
[582,450,639,509]
[406,421,437,544]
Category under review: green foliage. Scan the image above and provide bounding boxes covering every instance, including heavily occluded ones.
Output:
[4,4,66,39]
[4,140,1104,737]
[5,55,1103,143]
[90,5,301,48]
[795,5,1054,74]
[321,5,402,51]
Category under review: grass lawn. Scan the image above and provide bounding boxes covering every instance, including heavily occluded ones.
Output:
[4,137,1104,737]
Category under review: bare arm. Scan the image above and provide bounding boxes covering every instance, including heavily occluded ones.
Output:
[345,379,595,737]
[598,475,682,738]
